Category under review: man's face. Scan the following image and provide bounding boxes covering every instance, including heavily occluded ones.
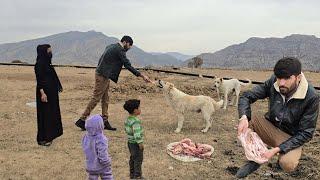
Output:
[124,42,132,51]
[276,74,301,95]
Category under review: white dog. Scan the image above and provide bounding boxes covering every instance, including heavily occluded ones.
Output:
[157,80,223,133]
[212,78,252,110]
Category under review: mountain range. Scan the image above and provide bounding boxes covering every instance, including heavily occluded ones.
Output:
[0,30,184,66]
[0,31,319,71]
[186,34,320,72]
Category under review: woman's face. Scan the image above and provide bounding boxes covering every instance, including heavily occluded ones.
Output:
[47,47,52,53]
[46,47,53,59]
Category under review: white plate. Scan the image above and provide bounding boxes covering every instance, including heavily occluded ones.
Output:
[166,142,214,162]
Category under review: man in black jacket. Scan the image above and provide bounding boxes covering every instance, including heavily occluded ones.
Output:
[236,57,319,178]
[75,36,151,131]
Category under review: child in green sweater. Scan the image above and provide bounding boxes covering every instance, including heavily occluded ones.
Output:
[123,99,144,179]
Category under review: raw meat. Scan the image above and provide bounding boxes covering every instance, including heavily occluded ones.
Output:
[168,138,212,159]
[238,128,268,164]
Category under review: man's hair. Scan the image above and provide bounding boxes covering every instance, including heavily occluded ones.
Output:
[123,99,140,114]
[121,35,133,46]
[274,57,301,78]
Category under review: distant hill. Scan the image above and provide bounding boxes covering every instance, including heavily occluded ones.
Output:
[186,34,320,72]
[0,30,181,66]
[150,52,194,61]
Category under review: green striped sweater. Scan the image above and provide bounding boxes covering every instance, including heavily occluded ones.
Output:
[124,116,144,144]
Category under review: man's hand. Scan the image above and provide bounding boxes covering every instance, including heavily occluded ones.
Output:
[238,115,249,135]
[140,74,152,83]
[262,147,280,160]
[139,143,144,151]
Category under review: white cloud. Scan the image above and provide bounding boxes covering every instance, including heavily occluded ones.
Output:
[1,0,320,54]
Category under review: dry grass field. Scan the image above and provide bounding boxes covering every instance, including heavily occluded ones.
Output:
[0,66,319,180]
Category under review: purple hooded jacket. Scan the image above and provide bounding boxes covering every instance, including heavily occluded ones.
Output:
[82,115,112,174]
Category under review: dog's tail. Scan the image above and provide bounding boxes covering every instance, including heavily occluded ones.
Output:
[209,99,223,124]
[216,99,224,109]
[239,79,252,87]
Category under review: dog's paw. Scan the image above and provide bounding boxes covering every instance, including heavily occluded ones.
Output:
[201,129,208,133]
[174,129,181,133]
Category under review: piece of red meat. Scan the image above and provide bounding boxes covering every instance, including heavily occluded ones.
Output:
[238,128,268,164]
[168,139,212,159]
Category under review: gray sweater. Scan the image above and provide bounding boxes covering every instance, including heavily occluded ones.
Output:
[96,43,141,83]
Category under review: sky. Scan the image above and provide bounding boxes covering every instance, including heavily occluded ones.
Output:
[1,0,320,55]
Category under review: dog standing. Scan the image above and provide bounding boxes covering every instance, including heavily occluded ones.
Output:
[157,80,223,133]
[212,78,252,110]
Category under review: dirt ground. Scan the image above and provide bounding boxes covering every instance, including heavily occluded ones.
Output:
[0,66,319,180]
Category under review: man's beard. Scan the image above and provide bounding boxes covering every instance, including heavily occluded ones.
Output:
[279,82,298,97]
[279,87,289,94]
[124,46,130,52]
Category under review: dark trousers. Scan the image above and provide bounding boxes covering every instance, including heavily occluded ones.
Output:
[128,142,143,178]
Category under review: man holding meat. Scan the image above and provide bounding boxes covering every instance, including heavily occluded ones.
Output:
[236,57,319,178]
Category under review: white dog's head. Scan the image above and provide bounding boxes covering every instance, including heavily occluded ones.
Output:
[157,80,175,92]
[212,77,223,89]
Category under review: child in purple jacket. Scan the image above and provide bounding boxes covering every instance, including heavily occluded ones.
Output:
[82,115,113,180]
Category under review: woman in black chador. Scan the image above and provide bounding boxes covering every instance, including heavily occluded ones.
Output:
[34,44,63,146]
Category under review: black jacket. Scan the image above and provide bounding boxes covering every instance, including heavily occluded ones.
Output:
[238,74,319,154]
[96,43,141,83]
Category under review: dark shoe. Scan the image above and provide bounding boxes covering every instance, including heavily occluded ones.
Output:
[274,161,282,172]
[38,141,45,145]
[267,161,282,172]
[104,120,117,131]
[38,141,52,146]
[236,161,261,178]
[75,119,86,131]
